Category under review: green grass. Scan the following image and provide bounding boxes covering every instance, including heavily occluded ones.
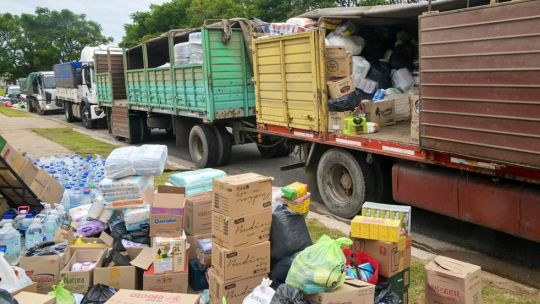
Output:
[154,170,175,186]
[32,127,117,157]
[0,106,30,117]
[306,219,539,304]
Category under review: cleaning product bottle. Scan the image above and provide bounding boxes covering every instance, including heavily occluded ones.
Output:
[343,115,367,135]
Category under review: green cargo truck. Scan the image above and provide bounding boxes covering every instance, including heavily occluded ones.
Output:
[97,26,288,167]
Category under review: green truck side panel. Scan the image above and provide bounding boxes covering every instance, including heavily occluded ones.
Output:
[96,73,112,105]
[124,28,254,121]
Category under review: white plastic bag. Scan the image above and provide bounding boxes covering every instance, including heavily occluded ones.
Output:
[242,278,275,304]
[0,254,32,293]
[352,56,371,88]
[326,33,365,55]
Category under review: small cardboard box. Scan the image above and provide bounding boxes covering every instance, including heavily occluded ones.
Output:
[187,232,211,259]
[67,231,113,253]
[208,269,267,304]
[212,173,272,217]
[380,268,411,291]
[352,236,412,277]
[212,241,270,281]
[60,249,105,294]
[149,186,186,237]
[327,111,353,133]
[20,254,63,294]
[325,47,352,78]
[105,289,200,304]
[143,265,189,293]
[13,291,55,304]
[327,76,355,99]
[425,256,482,304]
[362,99,396,127]
[306,280,375,304]
[212,209,272,248]
[184,191,212,235]
[153,232,188,274]
[94,247,143,290]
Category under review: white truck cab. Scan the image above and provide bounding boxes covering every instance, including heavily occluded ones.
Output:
[24,71,62,115]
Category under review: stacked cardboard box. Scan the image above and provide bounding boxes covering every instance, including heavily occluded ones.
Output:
[209,173,273,304]
[184,190,213,281]
[350,202,412,304]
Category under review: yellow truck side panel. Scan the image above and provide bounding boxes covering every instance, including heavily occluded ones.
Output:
[253,31,326,131]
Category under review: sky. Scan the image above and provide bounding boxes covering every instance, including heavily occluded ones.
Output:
[0,0,171,43]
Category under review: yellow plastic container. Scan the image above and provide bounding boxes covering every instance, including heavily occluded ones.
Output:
[343,115,367,135]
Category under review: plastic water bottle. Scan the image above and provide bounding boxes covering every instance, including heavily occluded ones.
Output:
[55,204,70,228]
[19,214,34,235]
[43,215,58,242]
[0,214,15,230]
[13,206,30,230]
[0,222,21,265]
[25,218,44,249]
[61,185,72,211]
[70,187,82,209]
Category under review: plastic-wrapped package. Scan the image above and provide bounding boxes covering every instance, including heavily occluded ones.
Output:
[69,204,92,223]
[357,79,378,94]
[391,68,414,92]
[385,88,411,121]
[75,217,107,237]
[243,278,275,304]
[99,175,153,202]
[168,168,226,196]
[285,235,352,294]
[105,145,167,179]
[285,18,317,28]
[124,205,150,232]
[326,33,365,55]
[352,57,371,88]
[269,23,307,35]
[88,195,105,220]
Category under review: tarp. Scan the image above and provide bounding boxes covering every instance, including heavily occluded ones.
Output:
[20,72,40,95]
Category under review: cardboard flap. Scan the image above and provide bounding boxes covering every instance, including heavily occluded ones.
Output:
[99,232,113,247]
[344,279,373,289]
[428,256,481,278]
[130,246,154,270]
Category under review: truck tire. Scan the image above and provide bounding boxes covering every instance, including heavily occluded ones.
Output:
[35,100,45,115]
[140,115,151,142]
[64,101,75,122]
[27,99,34,113]
[189,125,219,168]
[316,148,376,218]
[212,125,232,166]
[82,103,97,129]
[257,137,291,158]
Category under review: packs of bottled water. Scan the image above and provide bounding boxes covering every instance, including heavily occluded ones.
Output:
[173,32,204,66]
[105,145,167,179]
[99,175,154,202]
[168,168,227,196]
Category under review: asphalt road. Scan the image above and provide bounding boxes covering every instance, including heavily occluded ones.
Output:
[49,113,540,288]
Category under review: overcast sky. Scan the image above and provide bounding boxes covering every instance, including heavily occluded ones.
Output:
[0,0,171,43]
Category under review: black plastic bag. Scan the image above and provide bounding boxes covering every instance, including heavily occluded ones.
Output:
[81,284,117,304]
[374,282,400,304]
[270,253,298,288]
[390,42,415,70]
[110,221,150,245]
[102,239,131,267]
[25,242,67,257]
[271,205,312,260]
[367,61,392,90]
[0,289,18,304]
[188,259,209,291]
[327,90,360,112]
[270,284,309,304]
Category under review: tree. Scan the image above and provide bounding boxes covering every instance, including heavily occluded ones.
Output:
[0,8,112,81]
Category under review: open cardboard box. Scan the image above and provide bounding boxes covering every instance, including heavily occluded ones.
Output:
[94,247,144,290]
[13,291,55,304]
[106,289,200,304]
[148,185,186,237]
[67,231,113,252]
[60,248,105,294]
[20,247,70,294]
[306,280,375,304]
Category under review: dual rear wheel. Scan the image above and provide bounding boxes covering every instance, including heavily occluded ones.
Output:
[189,124,232,168]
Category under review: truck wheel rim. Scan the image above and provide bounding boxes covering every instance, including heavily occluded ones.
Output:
[193,135,204,162]
[328,163,353,203]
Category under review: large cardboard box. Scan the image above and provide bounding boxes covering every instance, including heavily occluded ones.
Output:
[0,143,27,173]
[212,241,270,281]
[325,47,352,78]
[362,99,396,127]
[105,289,200,304]
[212,173,272,217]
[18,160,39,185]
[143,265,189,293]
[20,254,63,294]
[60,249,105,294]
[149,186,186,237]
[306,280,375,304]
[425,256,482,304]
[327,111,353,133]
[352,236,411,277]
[212,209,271,248]
[153,232,188,274]
[94,247,143,290]
[184,192,212,235]
[13,291,55,304]
[187,232,211,259]
[327,76,355,99]
[208,269,267,304]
